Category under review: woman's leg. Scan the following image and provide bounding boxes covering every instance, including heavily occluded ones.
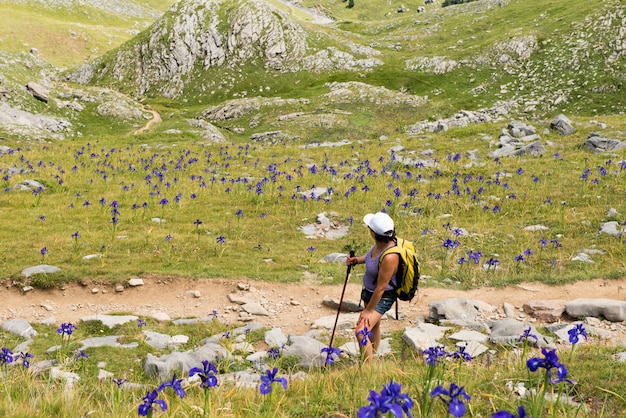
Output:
[356,310,382,362]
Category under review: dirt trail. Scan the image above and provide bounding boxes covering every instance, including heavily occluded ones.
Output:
[134,106,162,135]
[2,276,625,335]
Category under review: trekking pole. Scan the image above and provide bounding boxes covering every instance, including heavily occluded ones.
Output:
[328,250,355,349]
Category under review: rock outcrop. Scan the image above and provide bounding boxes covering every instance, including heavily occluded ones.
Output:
[67,0,381,99]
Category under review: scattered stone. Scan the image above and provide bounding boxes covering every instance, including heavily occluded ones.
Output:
[21,265,61,277]
[241,302,269,316]
[571,253,594,263]
[448,329,488,344]
[487,318,554,348]
[78,336,139,350]
[151,312,171,322]
[82,254,102,260]
[185,290,202,298]
[584,133,626,153]
[319,253,349,264]
[311,313,360,330]
[599,221,626,238]
[549,114,575,135]
[488,121,545,158]
[80,314,138,328]
[128,278,144,287]
[606,208,621,218]
[50,367,80,389]
[402,322,450,351]
[265,328,288,347]
[282,336,327,368]
[522,300,566,323]
[566,299,626,322]
[1,319,38,338]
[321,296,362,312]
[298,212,349,240]
[25,81,50,103]
[428,298,493,323]
[228,292,255,305]
[523,224,549,231]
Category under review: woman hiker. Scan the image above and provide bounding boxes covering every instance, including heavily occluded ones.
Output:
[346,212,399,361]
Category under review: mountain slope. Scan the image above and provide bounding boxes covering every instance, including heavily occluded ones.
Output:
[66,0,381,99]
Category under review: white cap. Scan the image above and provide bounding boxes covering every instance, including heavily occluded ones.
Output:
[363,212,394,237]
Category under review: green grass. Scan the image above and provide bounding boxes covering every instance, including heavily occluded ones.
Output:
[0,0,625,415]
[0,114,624,287]
[0,1,172,68]
[1,320,625,416]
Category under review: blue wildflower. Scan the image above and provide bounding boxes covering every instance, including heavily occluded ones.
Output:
[431,383,471,417]
[267,347,281,360]
[358,380,413,418]
[19,352,34,368]
[57,322,77,336]
[158,374,185,399]
[138,389,167,416]
[259,367,287,395]
[518,327,538,342]
[423,346,447,367]
[0,347,14,365]
[492,406,526,418]
[568,323,588,345]
[449,346,472,362]
[112,378,127,388]
[527,348,574,384]
[189,360,218,389]
[321,346,341,365]
[357,327,373,346]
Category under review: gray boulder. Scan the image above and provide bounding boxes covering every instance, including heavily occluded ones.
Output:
[21,264,62,277]
[487,318,554,348]
[1,319,38,338]
[25,81,49,103]
[584,133,626,153]
[550,114,575,135]
[599,221,625,238]
[402,323,450,351]
[80,314,138,328]
[282,335,327,368]
[428,298,494,324]
[522,300,566,322]
[565,298,626,322]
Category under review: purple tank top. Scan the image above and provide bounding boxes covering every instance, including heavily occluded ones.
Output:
[362,246,397,292]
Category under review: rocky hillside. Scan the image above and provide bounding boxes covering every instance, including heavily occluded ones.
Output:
[0,0,624,141]
[67,0,381,99]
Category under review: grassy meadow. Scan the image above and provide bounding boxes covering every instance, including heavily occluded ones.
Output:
[0,0,625,416]
[1,114,624,287]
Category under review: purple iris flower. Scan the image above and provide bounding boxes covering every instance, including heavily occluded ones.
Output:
[357,327,373,346]
[189,360,219,389]
[492,406,526,418]
[259,367,287,395]
[527,348,574,384]
[423,346,447,367]
[158,374,185,399]
[568,323,588,344]
[321,346,341,365]
[137,389,167,416]
[431,383,471,417]
[358,380,413,418]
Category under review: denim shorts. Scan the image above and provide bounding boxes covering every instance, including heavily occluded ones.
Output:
[361,288,396,315]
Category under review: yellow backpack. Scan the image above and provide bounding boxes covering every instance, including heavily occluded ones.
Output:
[378,237,420,301]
